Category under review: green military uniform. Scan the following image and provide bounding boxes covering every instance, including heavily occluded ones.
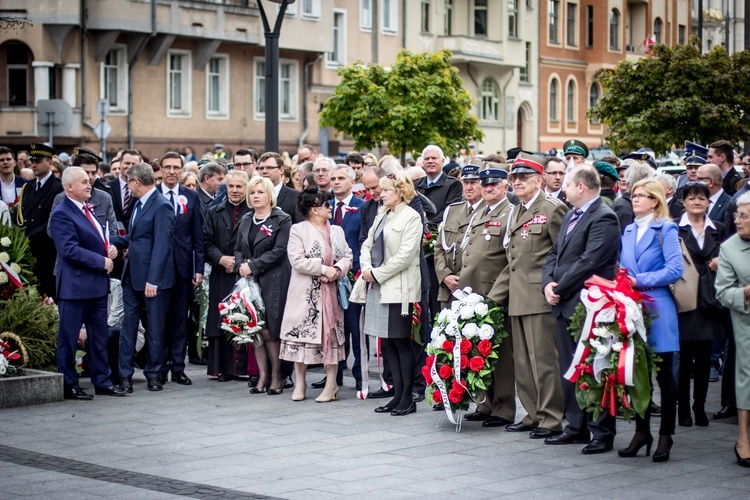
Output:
[434,200,473,307]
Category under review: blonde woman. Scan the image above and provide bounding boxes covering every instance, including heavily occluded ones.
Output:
[179,172,199,190]
[360,171,423,416]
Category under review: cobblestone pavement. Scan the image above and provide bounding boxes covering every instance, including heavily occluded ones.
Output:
[1,363,748,499]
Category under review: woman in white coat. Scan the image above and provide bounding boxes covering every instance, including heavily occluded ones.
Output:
[360,171,423,416]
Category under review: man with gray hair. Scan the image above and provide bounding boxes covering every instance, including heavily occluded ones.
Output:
[312,156,335,191]
[698,163,732,223]
[655,173,684,219]
[197,162,226,215]
[612,162,655,234]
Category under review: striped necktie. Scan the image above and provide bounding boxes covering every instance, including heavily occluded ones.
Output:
[565,209,583,238]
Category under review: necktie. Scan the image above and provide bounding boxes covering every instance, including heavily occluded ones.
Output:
[130,200,142,226]
[467,205,474,215]
[123,184,131,212]
[83,203,105,247]
[566,208,583,237]
[486,206,492,216]
[334,201,344,225]
[36,180,41,192]
[169,190,177,214]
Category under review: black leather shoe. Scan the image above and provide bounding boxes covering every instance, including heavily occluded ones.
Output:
[464,411,490,422]
[94,385,128,396]
[391,403,417,416]
[172,372,192,385]
[649,401,662,416]
[582,440,614,455]
[506,422,536,433]
[355,379,362,391]
[64,387,93,400]
[311,377,327,389]
[119,377,133,394]
[412,392,425,402]
[283,375,294,389]
[159,372,168,384]
[217,374,233,382]
[678,416,693,427]
[147,378,163,391]
[545,432,590,445]
[374,405,395,413]
[530,428,561,440]
[188,357,207,366]
[368,387,395,399]
[714,405,737,419]
[482,416,512,428]
[694,406,709,427]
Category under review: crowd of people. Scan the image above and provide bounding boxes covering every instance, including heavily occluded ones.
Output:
[0,137,749,469]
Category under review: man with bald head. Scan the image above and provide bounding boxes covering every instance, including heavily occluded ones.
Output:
[698,164,731,223]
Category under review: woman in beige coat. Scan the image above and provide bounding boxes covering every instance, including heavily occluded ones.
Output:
[360,171,423,416]
[279,188,352,403]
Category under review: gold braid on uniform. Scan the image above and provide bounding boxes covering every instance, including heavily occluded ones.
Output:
[15,184,26,228]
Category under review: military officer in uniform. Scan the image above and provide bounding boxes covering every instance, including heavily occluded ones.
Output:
[563,139,589,167]
[501,153,568,439]
[434,160,484,310]
[460,163,517,428]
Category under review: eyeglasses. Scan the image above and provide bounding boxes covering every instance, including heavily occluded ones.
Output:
[735,213,749,222]
[126,178,138,185]
[740,162,750,167]
[631,193,655,200]
[314,203,332,210]
[162,165,183,172]
[234,162,254,169]
[508,173,535,182]
[257,165,281,171]
[313,168,330,174]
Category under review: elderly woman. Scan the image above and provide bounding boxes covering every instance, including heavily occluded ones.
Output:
[618,178,683,462]
[235,177,293,395]
[716,192,750,468]
[180,172,199,190]
[279,188,352,402]
[676,182,727,427]
[360,171,423,416]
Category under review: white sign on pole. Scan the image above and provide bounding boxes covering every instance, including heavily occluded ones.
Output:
[96,99,111,117]
[94,120,111,140]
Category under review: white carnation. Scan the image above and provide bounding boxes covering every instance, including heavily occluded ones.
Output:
[437,309,451,324]
[0,237,10,247]
[478,324,495,340]
[589,339,602,350]
[466,293,483,305]
[462,323,479,339]
[474,302,489,317]
[596,344,611,356]
[445,321,459,338]
[593,327,609,338]
[450,300,462,313]
[430,325,444,340]
[431,334,446,349]
[612,342,623,352]
[10,263,20,273]
[0,356,7,375]
[0,272,7,285]
[0,252,9,263]
[460,305,475,320]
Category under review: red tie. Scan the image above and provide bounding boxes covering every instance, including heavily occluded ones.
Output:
[83,204,105,249]
[334,201,344,225]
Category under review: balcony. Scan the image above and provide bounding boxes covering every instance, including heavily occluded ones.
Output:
[425,35,524,68]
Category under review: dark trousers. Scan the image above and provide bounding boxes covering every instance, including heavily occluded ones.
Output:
[637,352,677,436]
[58,296,112,390]
[383,337,415,409]
[678,340,712,413]
[338,303,367,381]
[119,276,170,380]
[162,277,192,374]
[556,316,616,442]
[721,328,737,408]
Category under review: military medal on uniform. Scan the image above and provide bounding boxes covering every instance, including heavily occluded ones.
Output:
[484,221,502,241]
[521,222,529,239]
[482,228,490,241]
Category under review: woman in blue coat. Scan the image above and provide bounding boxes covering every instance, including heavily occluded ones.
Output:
[618,178,683,462]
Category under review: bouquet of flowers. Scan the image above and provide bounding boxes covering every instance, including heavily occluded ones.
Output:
[0,225,36,300]
[218,277,265,347]
[565,269,658,421]
[422,230,437,257]
[424,287,507,429]
[0,338,21,377]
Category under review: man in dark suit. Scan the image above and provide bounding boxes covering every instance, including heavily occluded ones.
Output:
[157,152,204,386]
[699,164,732,223]
[542,165,621,454]
[107,149,140,236]
[258,152,300,222]
[0,146,27,206]
[543,156,570,207]
[197,162,225,216]
[708,140,742,197]
[656,173,685,219]
[117,162,176,393]
[49,167,126,400]
[15,143,63,298]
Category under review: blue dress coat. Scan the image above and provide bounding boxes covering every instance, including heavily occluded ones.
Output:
[620,218,683,353]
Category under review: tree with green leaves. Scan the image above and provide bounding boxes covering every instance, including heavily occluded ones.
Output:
[589,38,750,154]
[320,49,483,163]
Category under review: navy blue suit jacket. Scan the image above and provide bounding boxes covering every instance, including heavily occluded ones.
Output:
[708,191,731,224]
[107,178,136,231]
[122,189,176,291]
[49,197,109,300]
[159,184,205,279]
[331,195,365,273]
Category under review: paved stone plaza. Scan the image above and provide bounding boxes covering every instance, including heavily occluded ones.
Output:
[1,364,749,499]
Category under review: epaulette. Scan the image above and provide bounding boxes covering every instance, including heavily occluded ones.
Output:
[544,195,562,206]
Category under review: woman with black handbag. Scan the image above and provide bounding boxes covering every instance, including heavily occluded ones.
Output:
[675,182,727,427]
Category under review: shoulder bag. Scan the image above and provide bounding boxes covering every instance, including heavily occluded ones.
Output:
[658,229,698,313]
[332,226,352,310]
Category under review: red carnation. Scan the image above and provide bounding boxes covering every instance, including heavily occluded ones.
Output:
[425,232,433,239]
[460,355,469,369]
[442,340,455,352]
[438,364,453,380]
[583,364,594,375]
[231,325,241,333]
[469,356,485,373]
[477,339,492,357]
[579,382,589,391]
[421,366,432,384]
[460,338,472,355]
[448,389,463,404]
[432,390,442,403]
[425,354,436,368]
[451,383,466,396]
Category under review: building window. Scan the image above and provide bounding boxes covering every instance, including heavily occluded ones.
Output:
[100,45,127,113]
[360,0,371,30]
[566,3,577,46]
[586,5,593,48]
[167,51,190,117]
[549,78,559,121]
[421,0,431,33]
[678,24,686,45]
[609,9,620,50]
[520,42,531,83]
[589,82,600,124]
[509,0,519,38]
[327,10,347,67]
[254,58,298,121]
[206,55,229,119]
[480,78,499,122]
[444,0,453,35]
[654,17,663,44]
[6,42,30,107]
[475,0,488,37]
[382,0,398,33]
[549,0,560,43]
[301,0,321,19]
[566,79,576,123]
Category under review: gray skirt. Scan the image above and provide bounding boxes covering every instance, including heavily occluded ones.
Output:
[363,283,411,339]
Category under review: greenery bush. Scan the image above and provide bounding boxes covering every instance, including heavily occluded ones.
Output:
[0,287,58,370]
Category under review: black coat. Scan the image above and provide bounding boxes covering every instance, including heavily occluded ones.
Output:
[676,220,727,342]
[612,192,634,235]
[668,196,685,219]
[723,167,743,197]
[203,200,250,338]
[276,185,302,223]
[233,207,292,339]
[414,174,463,229]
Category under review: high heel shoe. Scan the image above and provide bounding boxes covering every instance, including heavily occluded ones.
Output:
[618,432,653,457]
[652,435,673,462]
[316,389,339,403]
[734,444,750,468]
[266,386,283,395]
[249,384,268,394]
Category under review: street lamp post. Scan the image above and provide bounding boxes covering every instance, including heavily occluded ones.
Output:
[257,0,295,153]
